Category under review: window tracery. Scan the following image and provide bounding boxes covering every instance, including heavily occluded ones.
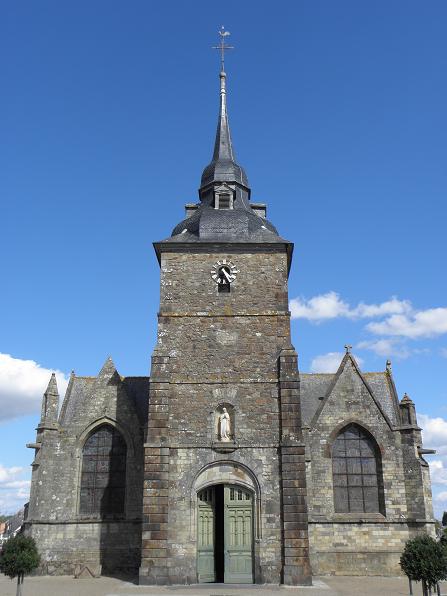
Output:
[79,424,126,517]
[332,424,384,514]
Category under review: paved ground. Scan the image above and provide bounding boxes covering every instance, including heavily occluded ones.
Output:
[1,575,446,596]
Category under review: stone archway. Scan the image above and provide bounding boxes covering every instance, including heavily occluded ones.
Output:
[191,461,261,537]
[191,461,261,584]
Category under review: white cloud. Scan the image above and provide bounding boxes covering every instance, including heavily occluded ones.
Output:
[367,308,447,339]
[429,461,447,486]
[310,351,364,373]
[420,414,447,454]
[291,292,447,351]
[0,465,23,484]
[434,491,447,504]
[0,465,30,515]
[0,488,30,516]
[418,414,447,517]
[290,292,411,322]
[352,298,412,318]
[2,480,31,489]
[0,353,69,422]
[290,292,350,321]
[356,339,410,359]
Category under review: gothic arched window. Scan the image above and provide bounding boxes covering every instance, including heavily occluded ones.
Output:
[332,424,384,514]
[79,424,127,517]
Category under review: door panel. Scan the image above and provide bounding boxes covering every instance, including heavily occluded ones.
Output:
[197,488,215,583]
[224,486,253,583]
[197,484,254,584]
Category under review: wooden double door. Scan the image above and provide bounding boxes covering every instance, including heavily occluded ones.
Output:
[197,484,254,583]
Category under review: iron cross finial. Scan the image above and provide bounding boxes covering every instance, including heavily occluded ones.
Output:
[212,26,234,72]
[344,344,352,354]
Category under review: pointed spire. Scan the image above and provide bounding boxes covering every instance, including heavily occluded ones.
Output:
[200,30,249,193]
[212,70,234,163]
[212,24,234,161]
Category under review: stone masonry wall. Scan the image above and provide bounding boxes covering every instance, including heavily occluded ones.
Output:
[304,357,434,575]
[26,363,145,576]
[309,523,412,575]
[27,521,141,576]
[165,447,282,584]
[140,247,311,584]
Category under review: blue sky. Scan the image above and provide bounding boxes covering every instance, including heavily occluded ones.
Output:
[1,1,446,516]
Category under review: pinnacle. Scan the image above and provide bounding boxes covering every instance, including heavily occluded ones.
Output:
[45,372,59,396]
[98,356,117,377]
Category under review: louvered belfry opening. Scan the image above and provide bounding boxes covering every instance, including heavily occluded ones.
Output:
[216,193,232,209]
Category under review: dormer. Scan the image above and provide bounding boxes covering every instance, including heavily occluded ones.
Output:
[184,203,198,218]
[250,203,266,219]
[214,183,234,210]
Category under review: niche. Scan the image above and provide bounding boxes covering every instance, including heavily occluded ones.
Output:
[214,403,235,443]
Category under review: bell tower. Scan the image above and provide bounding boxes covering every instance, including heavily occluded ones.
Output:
[139,31,311,586]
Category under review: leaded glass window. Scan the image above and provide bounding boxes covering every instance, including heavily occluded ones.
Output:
[79,425,126,517]
[332,424,384,514]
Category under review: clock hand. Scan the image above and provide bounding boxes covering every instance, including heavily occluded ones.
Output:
[222,268,232,282]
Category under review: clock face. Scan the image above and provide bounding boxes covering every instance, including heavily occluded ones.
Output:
[211,259,238,285]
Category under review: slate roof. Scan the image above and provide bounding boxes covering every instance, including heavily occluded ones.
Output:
[155,68,291,251]
[300,371,400,427]
[59,376,95,425]
[57,368,398,433]
[364,372,400,425]
[300,373,333,427]
[200,70,249,190]
[6,508,25,536]
[59,374,149,427]
[167,204,287,244]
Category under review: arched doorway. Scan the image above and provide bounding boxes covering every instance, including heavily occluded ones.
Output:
[197,484,254,583]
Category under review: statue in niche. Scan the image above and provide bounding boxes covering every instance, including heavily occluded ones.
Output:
[219,407,231,442]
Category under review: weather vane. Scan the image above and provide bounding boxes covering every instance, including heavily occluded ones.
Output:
[212,26,234,72]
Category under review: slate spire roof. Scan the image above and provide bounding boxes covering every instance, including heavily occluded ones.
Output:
[213,71,233,160]
[154,60,292,267]
[200,70,249,190]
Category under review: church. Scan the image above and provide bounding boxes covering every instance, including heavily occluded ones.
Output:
[25,42,435,584]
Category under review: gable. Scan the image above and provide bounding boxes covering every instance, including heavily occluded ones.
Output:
[59,369,149,429]
[301,356,395,431]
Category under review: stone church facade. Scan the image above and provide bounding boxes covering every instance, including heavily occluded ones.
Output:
[25,63,435,584]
